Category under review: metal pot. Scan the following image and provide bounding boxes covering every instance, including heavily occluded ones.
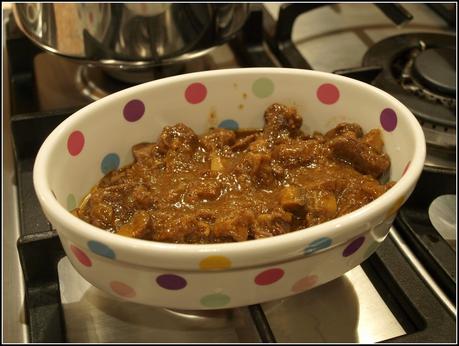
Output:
[13,3,249,68]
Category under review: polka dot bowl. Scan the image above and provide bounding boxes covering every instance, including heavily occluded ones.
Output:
[33,68,425,309]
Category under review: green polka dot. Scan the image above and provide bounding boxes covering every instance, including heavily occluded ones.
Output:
[67,194,76,211]
[200,293,231,308]
[252,78,274,98]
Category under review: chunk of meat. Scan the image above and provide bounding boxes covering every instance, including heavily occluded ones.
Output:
[328,135,390,178]
[132,142,155,162]
[234,152,274,187]
[253,209,293,237]
[184,180,222,203]
[200,128,236,152]
[117,210,151,239]
[324,123,363,140]
[213,210,255,242]
[88,202,113,229]
[98,167,129,187]
[361,129,384,153]
[131,184,157,209]
[157,123,199,154]
[247,138,270,153]
[304,190,337,226]
[151,213,201,243]
[279,185,306,214]
[337,177,394,216]
[231,133,259,151]
[263,103,303,140]
[272,139,323,168]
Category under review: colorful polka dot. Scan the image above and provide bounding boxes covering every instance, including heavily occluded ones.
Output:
[123,99,145,122]
[101,153,120,174]
[218,119,239,131]
[317,83,340,104]
[185,83,207,104]
[200,293,231,308]
[199,256,232,270]
[156,274,187,290]
[402,161,411,176]
[380,108,397,132]
[343,236,365,257]
[67,194,76,211]
[67,131,85,156]
[303,237,332,255]
[70,245,92,267]
[110,281,136,298]
[88,240,116,259]
[255,268,284,286]
[291,275,318,293]
[252,78,274,98]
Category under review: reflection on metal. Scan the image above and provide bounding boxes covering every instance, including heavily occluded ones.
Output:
[58,258,259,343]
[58,258,408,343]
[13,3,249,68]
[261,266,406,343]
[389,227,456,316]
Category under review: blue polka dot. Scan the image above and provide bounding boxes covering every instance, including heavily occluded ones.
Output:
[101,153,120,174]
[218,119,239,131]
[304,237,332,255]
[88,240,116,259]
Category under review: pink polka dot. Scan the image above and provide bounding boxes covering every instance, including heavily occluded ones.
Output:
[317,83,340,105]
[380,108,397,132]
[255,268,284,286]
[67,131,85,156]
[402,161,411,176]
[185,83,207,104]
[70,245,92,267]
[291,275,318,293]
[123,99,145,122]
[110,281,136,298]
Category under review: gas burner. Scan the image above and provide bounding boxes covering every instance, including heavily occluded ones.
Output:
[399,44,455,109]
[362,33,456,172]
[76,65,129,101]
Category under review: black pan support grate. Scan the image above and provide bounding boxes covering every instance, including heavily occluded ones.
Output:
[9,4,456,343]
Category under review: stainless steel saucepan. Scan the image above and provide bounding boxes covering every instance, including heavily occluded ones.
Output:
[13,3,249,68]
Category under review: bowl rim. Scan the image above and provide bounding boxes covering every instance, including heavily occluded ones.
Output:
[33,67,426,270]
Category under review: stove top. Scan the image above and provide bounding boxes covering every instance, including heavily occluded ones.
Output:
[4,3,456,343]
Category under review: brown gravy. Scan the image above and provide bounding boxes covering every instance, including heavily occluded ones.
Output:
[73,103,394,244]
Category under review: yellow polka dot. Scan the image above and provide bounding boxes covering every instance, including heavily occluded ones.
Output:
[199,256,232,270]
[385,195,406,219]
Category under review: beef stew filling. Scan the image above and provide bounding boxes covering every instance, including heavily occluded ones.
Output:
[73,103,395,244]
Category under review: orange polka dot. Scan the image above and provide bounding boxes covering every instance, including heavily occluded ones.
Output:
[199,256,232,270]
[291,275,318,293]
[110,281,136,298]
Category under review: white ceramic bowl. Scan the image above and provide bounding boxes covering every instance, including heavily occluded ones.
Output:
[33,68,425,309]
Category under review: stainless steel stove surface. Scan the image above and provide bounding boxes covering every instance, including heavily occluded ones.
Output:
[3,3,456,343]
[58,257,404,343]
